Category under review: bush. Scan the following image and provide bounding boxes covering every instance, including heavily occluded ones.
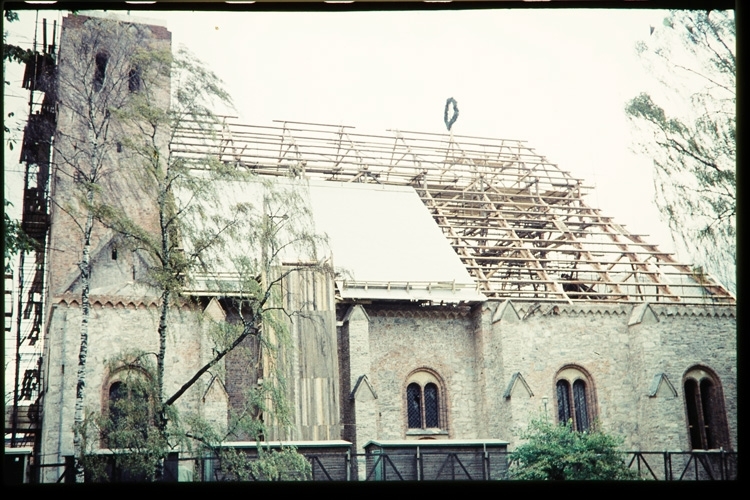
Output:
[510,418,636,480]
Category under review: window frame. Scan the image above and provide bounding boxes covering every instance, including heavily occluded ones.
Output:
[101,367,156,449]
[554,365,596,432]
[404,369,448,436]
[683,366,731,450]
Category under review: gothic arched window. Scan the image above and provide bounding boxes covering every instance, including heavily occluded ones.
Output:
[405,370,446,432]
[684,366,731,450]
[555,366,596,432]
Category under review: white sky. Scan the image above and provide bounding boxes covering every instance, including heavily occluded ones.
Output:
[4,7,687,257]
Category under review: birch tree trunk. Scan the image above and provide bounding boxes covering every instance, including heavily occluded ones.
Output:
[73,190,95,483]
[154,194,170,480]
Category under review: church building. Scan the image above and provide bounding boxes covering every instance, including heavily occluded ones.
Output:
[6,12,735,483]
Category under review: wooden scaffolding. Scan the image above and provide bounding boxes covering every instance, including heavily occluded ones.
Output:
[171,119,734,305]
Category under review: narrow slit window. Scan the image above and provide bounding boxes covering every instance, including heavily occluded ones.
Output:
[407,383,422,429]
[108,381,127,429]
[128,66,141,92]
[93,51,108,92]
[572,379,589,432]
[424,383,439,428]
[685,378,703,448]
[556,380,571,424]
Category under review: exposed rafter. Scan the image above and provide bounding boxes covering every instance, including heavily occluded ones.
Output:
[171,119,734,305]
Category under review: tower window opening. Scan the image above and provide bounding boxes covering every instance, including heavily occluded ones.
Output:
[93,51,108,92]
[128,66,141,92]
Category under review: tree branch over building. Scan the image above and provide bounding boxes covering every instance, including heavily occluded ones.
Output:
[60,16,323,480]
[626,10,735,294]
[51,16,165,482]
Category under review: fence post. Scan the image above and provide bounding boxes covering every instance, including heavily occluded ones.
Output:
[690,451,699,481]
[64,455,75,483]
[416,447,421,481]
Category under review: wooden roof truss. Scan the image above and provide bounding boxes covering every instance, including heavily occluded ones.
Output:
[171,119,734,305]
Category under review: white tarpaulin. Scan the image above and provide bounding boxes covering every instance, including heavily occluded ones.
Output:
[180,175,484,303]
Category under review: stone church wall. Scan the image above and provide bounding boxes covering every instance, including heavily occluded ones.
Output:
[344,300,736,454]
[363,304,479,441]
[39,298,215,482]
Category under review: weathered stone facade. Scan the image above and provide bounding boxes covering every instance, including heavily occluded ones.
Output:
[337,300,736,453]
[39,280,736,480]
[39,295,226,482]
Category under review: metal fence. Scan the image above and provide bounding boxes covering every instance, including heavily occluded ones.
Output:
[29,450,737,483]
[625,450,737,481]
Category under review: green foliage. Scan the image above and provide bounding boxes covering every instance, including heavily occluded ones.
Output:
[80,352,171,482]
[3,200,37,272]
[510,419,636,480]
[626,10,735,293]
[60,18,320,482]
[216,445,312,481]
[3,10,32,64]
[3,42,33,64]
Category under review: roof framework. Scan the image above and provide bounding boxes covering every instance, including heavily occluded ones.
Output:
[171,119,734,305]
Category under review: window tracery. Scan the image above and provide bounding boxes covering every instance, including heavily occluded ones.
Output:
[405,369,446,433]
[555,366,595,432]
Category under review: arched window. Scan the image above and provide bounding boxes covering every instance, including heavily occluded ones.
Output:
[108,381,128,430]
[93,51,109,92]
[104,371,154,448]
[555,366,595,432]
[405,370,446,432]
[683,366,730,450]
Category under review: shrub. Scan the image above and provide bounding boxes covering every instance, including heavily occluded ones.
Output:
[510,418,636,480]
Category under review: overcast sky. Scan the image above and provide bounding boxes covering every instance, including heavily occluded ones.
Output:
[4,7,684,256]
